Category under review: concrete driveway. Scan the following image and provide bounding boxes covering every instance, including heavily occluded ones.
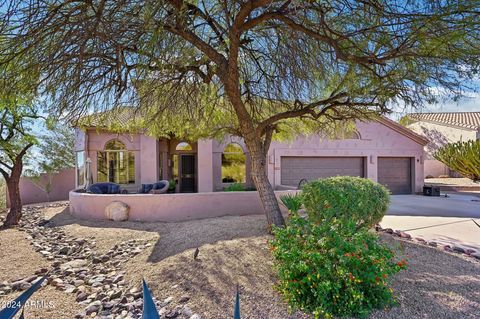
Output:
[383,194,480,252]
[388,193,480,218]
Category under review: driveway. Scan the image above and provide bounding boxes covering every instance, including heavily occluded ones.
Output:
[388,193,480,218]
[383,194,480,252]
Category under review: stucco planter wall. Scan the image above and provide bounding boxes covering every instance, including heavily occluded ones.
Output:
[69,190,296,222]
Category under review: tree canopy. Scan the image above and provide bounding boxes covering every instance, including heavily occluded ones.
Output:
[2,1,478,133]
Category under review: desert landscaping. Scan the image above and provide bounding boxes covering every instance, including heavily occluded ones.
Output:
[1,202,479,319]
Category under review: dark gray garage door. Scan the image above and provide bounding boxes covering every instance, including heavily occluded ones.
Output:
[378,157,412,194]
[281,157,364,186]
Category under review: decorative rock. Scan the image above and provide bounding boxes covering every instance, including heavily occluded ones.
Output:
[465,249,476,255]
[85,300,102,315]
[179,295,190,303]
[12,281,31,291]
[104,201,130,221]
[471,252,480,260]
[399,232,411,239]
[182,305,193,317]
[61,259,88,270]
[112,275,124,284]
[452,245,466,254]
[109,290,123,300]
[57,246,69,255]
[163,296,173,305]
[51,278,64,286]
[159,307,168,316]
[190,314,201,319]
[76,292,88,302]
[385,228,393,234]
[428,241,438,247]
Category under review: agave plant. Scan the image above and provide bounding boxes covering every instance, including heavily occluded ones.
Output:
[434,140,480,182]
[0,276,46,319]
[280,193,303,214]
[142,279,160,319]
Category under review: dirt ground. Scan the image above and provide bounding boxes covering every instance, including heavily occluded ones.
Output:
[1,204,479,318]
[0,225,82,318]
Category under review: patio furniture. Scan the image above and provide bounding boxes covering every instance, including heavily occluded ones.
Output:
[139,180,170,194]
[87,182,121,194]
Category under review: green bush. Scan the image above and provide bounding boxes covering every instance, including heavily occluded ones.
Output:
[280,193,303,214]
[302,176,390,231]
[271,215,405,319]
[434,140,480,181]
[224,183,245,192]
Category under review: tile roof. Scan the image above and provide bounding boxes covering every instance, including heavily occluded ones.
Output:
[79,107,143,129]
[408,112,480,130]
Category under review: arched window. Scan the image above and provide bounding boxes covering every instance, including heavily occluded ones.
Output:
[222,143,246,183]
[105,140,127,150]
[176,142,193,151]
[97,139,135,184]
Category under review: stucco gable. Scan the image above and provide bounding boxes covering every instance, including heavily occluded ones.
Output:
[372,117,429,146]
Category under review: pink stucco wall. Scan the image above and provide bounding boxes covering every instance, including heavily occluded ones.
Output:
[7,168,75,206]
[69,190,293,222]
[266,120,425,192]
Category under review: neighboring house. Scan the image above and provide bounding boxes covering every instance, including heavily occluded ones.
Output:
[74,110,428,195]
[407,112,480,178]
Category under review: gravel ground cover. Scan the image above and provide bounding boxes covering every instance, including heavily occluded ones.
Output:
[0,203,479,318]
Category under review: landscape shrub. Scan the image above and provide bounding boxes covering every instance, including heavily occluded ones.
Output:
[271,214,405,319]
[224,183,245,191]
[302,176,390,231]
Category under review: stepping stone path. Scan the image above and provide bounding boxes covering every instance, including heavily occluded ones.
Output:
[0,204,202,319]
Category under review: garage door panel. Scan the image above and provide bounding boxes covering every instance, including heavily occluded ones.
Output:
[281,157,364,186]
[378,157,412,195]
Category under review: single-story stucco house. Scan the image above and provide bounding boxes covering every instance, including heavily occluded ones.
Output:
[74,110,428,196]
[407,112,480,178]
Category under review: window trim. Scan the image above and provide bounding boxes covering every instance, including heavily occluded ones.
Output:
[97,139,135,185]
[76,150,86,188]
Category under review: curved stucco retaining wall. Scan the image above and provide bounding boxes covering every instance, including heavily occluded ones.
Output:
[69,190,297,222]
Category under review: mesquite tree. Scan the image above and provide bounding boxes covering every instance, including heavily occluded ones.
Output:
[2,1,478,228]
[0,104,39,227]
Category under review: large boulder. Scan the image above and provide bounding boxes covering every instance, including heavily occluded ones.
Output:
[105,201,130,221]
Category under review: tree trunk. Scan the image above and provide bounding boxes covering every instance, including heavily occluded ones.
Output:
[3,168,23,228]
[245,137,285,229]
[220,56,285,229]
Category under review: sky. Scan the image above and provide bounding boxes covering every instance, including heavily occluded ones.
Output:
[389,91,480,121]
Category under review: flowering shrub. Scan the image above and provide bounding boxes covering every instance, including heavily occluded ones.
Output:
[302,176,390,231]
[271,215,405,318]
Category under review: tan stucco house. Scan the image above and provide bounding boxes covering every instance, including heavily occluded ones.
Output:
[407,112,480,178]
[74,112,428,195]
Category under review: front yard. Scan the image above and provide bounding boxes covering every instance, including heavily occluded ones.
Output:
[1,203,479,318]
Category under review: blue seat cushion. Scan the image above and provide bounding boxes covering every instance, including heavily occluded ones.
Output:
[140,184,154,194]
[152,181,168,190]
[88,183,120,194]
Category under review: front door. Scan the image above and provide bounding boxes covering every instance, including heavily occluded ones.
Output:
[180,154,196,193]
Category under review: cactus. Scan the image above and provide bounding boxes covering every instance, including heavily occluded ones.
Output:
[434,140,480,182]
